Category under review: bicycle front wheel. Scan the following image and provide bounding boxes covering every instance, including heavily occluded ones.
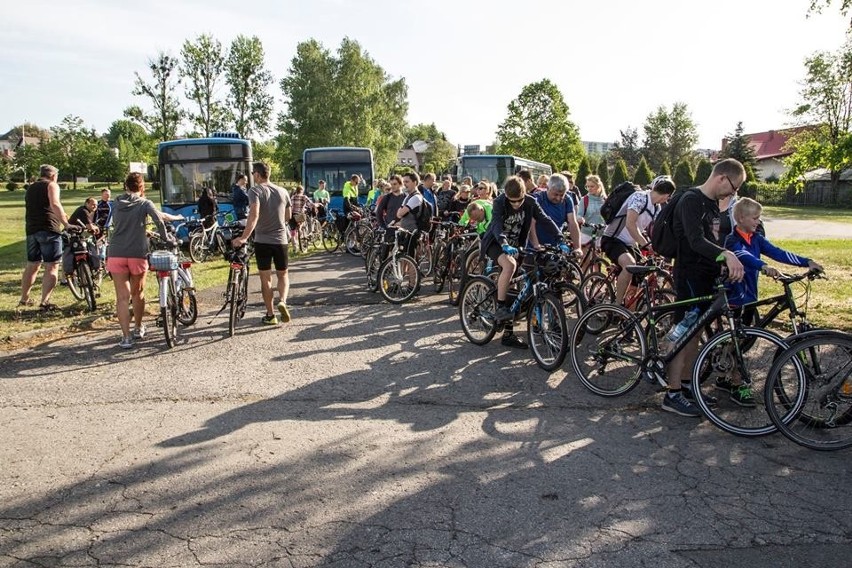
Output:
[322,225,341,252]
[77,262,97,312]
[65,267,84,300]
[378,256,420,304]
[692,327,791,437]
[162,277,177,348]
[459,276,498,345]
[765,331,852,451]
[365,247,382,292]
[569,303,646,397]
[227,274,240,337]
[528,291,568,371]
[189,234,209,263]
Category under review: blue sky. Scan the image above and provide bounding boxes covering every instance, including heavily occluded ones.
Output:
[1,0,848,150]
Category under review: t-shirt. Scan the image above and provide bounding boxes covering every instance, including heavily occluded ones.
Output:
[534,191,574,246]
[313,188,330,203]
[68,204,95,228]
[399,191,424,232]
[673,189,725,278]
[577,193,605,237]
[459,199,492,235]
[250,183,291,245]
[604,190,656,245]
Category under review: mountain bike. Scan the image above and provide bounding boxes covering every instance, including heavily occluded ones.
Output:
[189,214,227,263]
[221,246,250,337]
[377,227,421,304]
[62,225,100,312]
[148,238,183,348]
[321,209,343,252]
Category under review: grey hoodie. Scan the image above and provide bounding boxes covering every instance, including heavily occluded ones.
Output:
[107,192,168,259]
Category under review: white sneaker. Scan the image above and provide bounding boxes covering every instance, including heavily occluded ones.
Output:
[118,336,134,349]
[132,324,147,340]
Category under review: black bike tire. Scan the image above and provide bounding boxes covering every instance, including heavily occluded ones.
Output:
[528,291,569,371]
[77,261,97,312]
[189,234,208,263]
[378,255,420,304]
[228,276,240,337]
[459,276,499,346]
[66,267,84,300]
[162,277,177,348]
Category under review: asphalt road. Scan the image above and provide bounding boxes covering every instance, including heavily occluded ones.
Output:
[1,251,850,567]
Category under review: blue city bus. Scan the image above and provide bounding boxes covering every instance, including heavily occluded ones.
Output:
[452,155,553,189]
[153,132,253,221]
[300,147,373,212]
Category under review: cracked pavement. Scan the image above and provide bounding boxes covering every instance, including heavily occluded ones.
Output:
[1,253,850,567]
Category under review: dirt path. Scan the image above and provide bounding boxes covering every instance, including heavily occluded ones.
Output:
[763,217,850,239]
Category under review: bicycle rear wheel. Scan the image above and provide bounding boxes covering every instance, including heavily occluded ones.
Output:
[189,234,210,263]
[459,276,498,345]
[765,331,852,450]
[322,225,341,252]
[77,262,97,312]
[227,272,241,337]
[65,267,84,300]
[569,304,646,397]
[528,291,568,371]
[162,277,178,348]
[432,241,449,293]
[691,327,792,437]
[365,246,382,292]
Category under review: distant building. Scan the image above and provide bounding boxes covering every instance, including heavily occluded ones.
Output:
[0,129,40,159]
[396,148,420,171]
[722,126,815,181]
[582,141,614,155]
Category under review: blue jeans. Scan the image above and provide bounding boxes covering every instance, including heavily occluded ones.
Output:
[26,231,63,263]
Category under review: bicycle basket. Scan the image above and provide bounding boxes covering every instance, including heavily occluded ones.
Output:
[149,251,179,271]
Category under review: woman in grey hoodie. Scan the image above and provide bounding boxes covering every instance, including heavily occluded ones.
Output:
[106,172,170,348]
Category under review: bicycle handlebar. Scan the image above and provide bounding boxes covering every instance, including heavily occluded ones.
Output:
[774,267,826,284]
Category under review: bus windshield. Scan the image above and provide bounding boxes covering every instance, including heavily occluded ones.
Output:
[162,161,246,206]
[304,164,371,197]
[459,156,514,188]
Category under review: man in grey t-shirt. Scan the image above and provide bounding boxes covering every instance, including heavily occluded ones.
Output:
[232,162,293,325]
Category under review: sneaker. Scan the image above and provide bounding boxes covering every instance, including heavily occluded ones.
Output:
[683,382,717,406]
[494,306,512,323]
[262,314,279,325]
[730,385,757,407]
[132,324,147,340]
[661,391,701,417]
[277,301,291,323]
[715,377,737,393]
[118,336,134,349]
[501,334,528,350]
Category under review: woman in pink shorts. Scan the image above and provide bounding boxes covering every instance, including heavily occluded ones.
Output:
[106,173,170,348]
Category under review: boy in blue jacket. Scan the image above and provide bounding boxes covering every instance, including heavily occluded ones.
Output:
[722,197,823,405]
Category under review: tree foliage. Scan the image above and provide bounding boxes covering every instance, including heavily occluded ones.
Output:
[596,157,610,189]
[641,103,698,172]
[783,34,852,197]
[106,120,155,163]
[660,160,672,177]
[278,37,408,177]
[495,78,584,171]
[574,155,592,194]
[719,121,758,171]
[632,156,654,187]
[181,34,229,136]
[608,127,642,170]
[610,158,630,188]
[127,52,183,141]
[406,123,456,173]
[673,159,695,189]
[808,0,852,26]
[226,35,275,139]
[694,158,713,184]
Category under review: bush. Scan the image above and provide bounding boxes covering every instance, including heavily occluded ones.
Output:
[6,182,19,191]
[58,182,69,190]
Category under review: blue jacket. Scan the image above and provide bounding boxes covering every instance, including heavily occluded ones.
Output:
[724,229,810,305]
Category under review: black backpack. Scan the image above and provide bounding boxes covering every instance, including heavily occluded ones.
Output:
[650,188,697,259]
[599,181,639,224]
[404,192,433,232]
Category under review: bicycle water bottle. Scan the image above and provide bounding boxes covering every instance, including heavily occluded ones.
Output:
[667,307,700,343]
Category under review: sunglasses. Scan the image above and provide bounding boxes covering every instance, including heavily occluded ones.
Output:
[507,196,525,204]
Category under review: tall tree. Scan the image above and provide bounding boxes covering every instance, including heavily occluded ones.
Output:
[226,35,275,139]
[694,158,713,185]
[596,157,610,189]
[51,115,102,189]
[127,52,183,141]
[808,0,852,26]
[278,37,408,177]
[673,159,695,189]
[611,158,630,188]
[495,78,584,170]
[181,34,229,137]
[719,121,758,171]
[632,156,654,187]
[641,103,698,171]
[405,123,456,173]
[574,155,592,195]
[783,34,852,199]
[660,160,672,177]
[608,127,642,170]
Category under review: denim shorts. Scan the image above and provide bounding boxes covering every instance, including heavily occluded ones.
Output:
[26,231,63,263]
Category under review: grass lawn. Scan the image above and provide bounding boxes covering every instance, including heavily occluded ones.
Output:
[0,187,320,345]
[762,205,852,224]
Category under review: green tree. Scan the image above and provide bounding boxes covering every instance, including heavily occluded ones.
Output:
[673,159,695,189]
[694,158,713,184]
[660,160,672,177]
[783,35,852,199]
[610,158,629,188]
[495,78,584,170]
[608,127,642,170]
[596,157,610,189]
[575,155,592,194]
[632,156,654,187]
[719,121,758,172]
[808,0,852,25]
[641,103,698,171]
[406,123,457,174]
[278,37,408,177]
[226,35,275,139]
[106,119,155,163]
[181,34,229,137]
[91,147,125,183]
[51,115,103,189]
[127,52,183,141]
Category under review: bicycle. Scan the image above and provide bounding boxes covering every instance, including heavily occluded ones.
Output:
[377,227,421,304]
[321,209,343,252]
[569,265,795,437]
[764,330,852,451]
[217,246,250,337]
[459,246,572,371]
[61,225,100,312]
[344,206,372,256]
[188,214,227,263]
[432,222,479,305]
[580,247,674,310]
[148,236,185,348]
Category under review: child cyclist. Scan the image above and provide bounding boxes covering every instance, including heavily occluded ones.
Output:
[722,197,823,405]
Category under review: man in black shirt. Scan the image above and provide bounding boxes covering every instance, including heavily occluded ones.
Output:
[663,159,745,417]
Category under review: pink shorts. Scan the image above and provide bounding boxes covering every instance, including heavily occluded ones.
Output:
[106,256,149,275]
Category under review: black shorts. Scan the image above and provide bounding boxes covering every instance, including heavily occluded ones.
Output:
[600,236,632,265]
[254,242,289,271]
[484,241,505,264]
[673,268,715,321]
